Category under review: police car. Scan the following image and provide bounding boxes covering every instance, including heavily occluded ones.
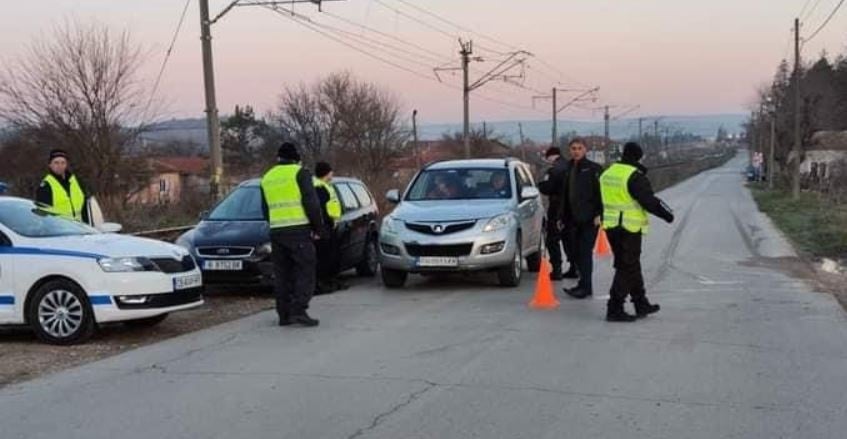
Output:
[0,197,204,345]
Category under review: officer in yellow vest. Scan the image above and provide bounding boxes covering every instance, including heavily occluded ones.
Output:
[36,149,89,223]
[600,142,675,322]
[260,142,324,327]
[312,162,346,294]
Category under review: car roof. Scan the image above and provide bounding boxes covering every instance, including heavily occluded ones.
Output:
[425,158,519,170]
[240,176,364,188]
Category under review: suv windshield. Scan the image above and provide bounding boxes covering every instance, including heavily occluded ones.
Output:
[208,186,264,221]
[0,200,97,238]
[406,168,512,201]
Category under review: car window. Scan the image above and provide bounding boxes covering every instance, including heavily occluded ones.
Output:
[0,230,10,246]
[0,200,98,238]
[208,186,264,221]
[349,183,373,207]
[336,184,360,211]
[406,168,512,201]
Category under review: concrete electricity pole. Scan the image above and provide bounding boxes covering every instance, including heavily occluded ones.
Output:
[792,17,802,199]
[518,122,526,161]
[532,87,599,147]
[199,0,223,200]
[638,118,643,141]
[603,105,610,148]
[461,40,472,159]
[412,109,420,168]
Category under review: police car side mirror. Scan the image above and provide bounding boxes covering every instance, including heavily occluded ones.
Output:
[386,189,400,204]
[97,222,123,234]
[520,186,540,201]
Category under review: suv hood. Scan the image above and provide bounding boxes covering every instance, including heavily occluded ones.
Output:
[391,200,509,222]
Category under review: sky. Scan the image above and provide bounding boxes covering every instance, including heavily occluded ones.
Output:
[0,0,845,125]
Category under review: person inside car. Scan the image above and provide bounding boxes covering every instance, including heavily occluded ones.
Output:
[427,173,462,199]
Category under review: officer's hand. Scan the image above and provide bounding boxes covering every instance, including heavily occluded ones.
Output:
[593,216,601,227]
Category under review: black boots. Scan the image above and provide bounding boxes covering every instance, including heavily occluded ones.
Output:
[550,268,563,281]
[634,300,660,318]
[606,301,637,322]
[279,311,319,327]
[564,286,592,299]
[562,266,579,279]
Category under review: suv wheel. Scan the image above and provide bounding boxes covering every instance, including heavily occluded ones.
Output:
[27,279,96,345]
[381,267,408,288]
[525,239,543,273]
[497,234,523,287]
[356,237,379,277]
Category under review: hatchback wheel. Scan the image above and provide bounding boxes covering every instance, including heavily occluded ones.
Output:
[356,237,379,277]
[27,279,96,345]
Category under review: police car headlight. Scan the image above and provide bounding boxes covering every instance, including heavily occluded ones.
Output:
[98,257,154,273]
[483,214,512,233]
[382,216,401,234]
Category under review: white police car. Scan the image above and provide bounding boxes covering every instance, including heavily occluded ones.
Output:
[0,197,204,344]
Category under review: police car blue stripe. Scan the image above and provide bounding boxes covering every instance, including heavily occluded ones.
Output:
[88,295,112,306]
[0,246,105,259]
[0,296,14,305]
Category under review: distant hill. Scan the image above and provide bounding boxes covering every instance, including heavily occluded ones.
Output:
[140,114,747,151]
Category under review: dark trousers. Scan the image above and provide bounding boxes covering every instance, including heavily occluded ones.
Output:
[568,221,599,293]
[271,231,316,317]
[315,236,337,279]
[606,227,647,308]
[546,220,575,273]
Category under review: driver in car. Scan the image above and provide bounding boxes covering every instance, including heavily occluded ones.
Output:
[426,174,461,199]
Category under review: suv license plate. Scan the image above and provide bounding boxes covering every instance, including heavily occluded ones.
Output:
[203,260,243,271]
[173,273,202,291]
[417,257,459,267]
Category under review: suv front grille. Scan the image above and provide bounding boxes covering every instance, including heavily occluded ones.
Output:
[151,256,196,274]
[197,246,254,258]
[404,243,473,257]
[405,221,476,236]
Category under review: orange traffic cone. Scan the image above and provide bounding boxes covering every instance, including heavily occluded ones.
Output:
[529,254,560,310]
[594,228,612,258]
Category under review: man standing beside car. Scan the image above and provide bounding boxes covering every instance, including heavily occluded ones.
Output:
[537,146,578,281]
[559,138,603,299]
[36,149,90,224]
[260,142,324,327]
[313,161,347,294]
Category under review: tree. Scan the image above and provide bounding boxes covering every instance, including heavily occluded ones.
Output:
[221,105,282,175]
[0,20,153,208]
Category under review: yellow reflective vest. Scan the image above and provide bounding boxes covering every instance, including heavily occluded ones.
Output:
[42,174,85,221]
[599,163,649,234]
[313,177,342,221]
[261,164,309,229]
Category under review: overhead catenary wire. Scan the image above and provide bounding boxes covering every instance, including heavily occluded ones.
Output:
[803,0,846,43]
[143,0,192,121]
[802,0,825,22]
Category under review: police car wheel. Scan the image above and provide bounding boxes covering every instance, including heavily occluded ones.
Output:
[27,279,96,345]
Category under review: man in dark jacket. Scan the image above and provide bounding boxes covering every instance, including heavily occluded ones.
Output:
[313,161,347,294]
[260,142,324,327]
[36,149,90,224]
[537,146,577,280]
[600,142,674,322]
[558,138,604,299]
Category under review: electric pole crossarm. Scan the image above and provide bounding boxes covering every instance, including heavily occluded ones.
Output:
[556,87,600,114]
[469,51,529,91]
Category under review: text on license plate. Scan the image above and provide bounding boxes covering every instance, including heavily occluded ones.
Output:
[203,260,243,271]
[173,273,202,291]
[417,257,459,267]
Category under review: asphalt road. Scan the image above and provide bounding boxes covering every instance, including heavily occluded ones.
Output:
[2,153,847,439]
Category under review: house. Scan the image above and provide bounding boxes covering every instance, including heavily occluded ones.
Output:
[130,157,210,205]
[801,131,847,182]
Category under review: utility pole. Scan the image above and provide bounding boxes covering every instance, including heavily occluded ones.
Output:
[518,122,526,161]
[461,40,472,159]
[769,111,776,190]
[792,17,802,199]
[199,0,223,200]
[603,105,610,149]
[552,87,558,147]
[412,109,420,168]
[533,87,599,148]
[638,117,643,141]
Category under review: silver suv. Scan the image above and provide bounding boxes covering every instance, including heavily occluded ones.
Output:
[379,158,545,288]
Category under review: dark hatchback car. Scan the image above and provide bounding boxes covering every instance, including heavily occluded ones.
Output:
[175,177,380,287]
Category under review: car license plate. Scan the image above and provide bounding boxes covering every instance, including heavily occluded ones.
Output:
[173,273,202,291]
[417,257,459,267]
[203,260,243,271]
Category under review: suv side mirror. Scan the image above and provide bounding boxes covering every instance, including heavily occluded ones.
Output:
[386,189,400,204]
[520,186,540,201]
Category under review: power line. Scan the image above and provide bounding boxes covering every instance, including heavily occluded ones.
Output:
[802,0,825,21]
[143,0,192,120]
[804,0,846,43]
[372,0,457,41]
[799,0,816,17]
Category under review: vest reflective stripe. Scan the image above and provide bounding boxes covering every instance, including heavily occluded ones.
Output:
[261,164,309,229]
[313,177,342,221]
[43,174,84,221]
[599,163,650,234]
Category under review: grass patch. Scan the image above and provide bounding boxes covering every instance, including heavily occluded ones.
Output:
[750,184,847,259]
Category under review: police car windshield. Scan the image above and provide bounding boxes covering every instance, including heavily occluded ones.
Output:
[208,186,264,221]
[0,200,97,238]
[406,168,512,201]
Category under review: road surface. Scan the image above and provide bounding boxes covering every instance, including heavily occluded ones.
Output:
[2,153,847,438]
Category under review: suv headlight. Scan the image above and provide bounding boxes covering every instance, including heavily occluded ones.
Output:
[382,216,401,234]
[483,214,512,233]
[98,257,155,273]
[256,242,272,256]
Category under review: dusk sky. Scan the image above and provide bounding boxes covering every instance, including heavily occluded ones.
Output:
[2,1,845,124]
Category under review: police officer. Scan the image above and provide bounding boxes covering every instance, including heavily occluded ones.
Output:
[313,161,346,294]
[537,146,577,280]
[260,142,324,327]
[559,139,604,298]
[599,142,674,322]
[36,149,89,223]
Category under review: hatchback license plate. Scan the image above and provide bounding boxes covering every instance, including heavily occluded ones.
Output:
[203,260,243,271]
[173,273,202,291]
[417,257,459,267]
